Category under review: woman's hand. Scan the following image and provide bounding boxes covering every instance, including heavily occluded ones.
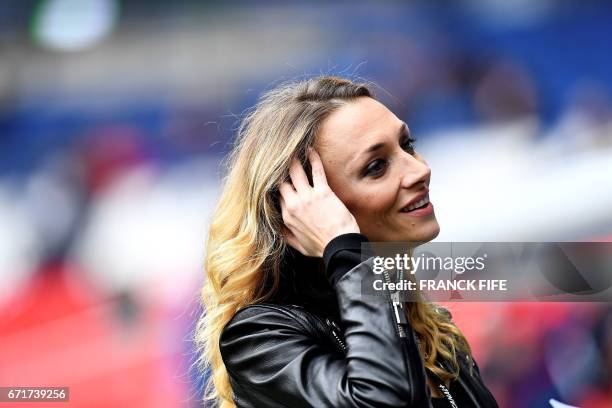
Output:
[279,147,360,257]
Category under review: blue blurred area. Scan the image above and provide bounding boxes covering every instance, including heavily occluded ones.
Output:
[1,1,612,407]
[2,1,612,176]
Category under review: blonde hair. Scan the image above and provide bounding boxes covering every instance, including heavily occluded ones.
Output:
[194,76,472,407]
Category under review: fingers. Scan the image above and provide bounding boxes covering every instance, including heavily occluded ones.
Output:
[307,147,328,189]
[279,194,308,255]
[281,225,307,254]
[278,180,296,200]
[278,183,297,225]
[288,156,310,192]
[285,148,328,193]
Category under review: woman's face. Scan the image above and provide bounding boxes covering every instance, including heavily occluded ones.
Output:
[315,96,440,243]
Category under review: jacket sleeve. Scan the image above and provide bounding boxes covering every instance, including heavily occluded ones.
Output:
[219,233,431,408]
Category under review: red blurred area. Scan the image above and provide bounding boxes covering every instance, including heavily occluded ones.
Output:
[0,263,190,407]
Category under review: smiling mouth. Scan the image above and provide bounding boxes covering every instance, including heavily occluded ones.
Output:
[400,195,430,212]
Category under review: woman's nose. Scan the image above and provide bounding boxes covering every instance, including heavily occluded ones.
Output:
[399,154,431,190]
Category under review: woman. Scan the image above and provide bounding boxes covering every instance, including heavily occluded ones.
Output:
[196,76,499,407]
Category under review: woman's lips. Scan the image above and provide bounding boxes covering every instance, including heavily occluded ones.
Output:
[399,201,434,216]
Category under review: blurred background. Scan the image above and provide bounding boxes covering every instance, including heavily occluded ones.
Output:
[1,0,611,407]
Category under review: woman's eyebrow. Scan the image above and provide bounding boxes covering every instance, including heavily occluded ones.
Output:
[355,122,409,159]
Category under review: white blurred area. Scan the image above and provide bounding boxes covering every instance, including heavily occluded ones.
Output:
[71,158,220,304]
[422,117,612,241]
[0,157,220,306]
[34,0,120,51]
[0,185,39,302]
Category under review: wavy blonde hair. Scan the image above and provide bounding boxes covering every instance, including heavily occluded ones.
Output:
[194,76,472,407]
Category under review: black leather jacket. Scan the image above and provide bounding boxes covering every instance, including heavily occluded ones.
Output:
[220,233,499,407]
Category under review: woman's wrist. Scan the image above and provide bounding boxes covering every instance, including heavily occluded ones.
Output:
[322,233,373,285]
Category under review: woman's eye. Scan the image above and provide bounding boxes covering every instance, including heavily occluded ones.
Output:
[401,136,417,154]
[364,159,386,177]
[362,135,416,178]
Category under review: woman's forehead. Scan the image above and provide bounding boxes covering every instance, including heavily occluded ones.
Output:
[316,98,402,161]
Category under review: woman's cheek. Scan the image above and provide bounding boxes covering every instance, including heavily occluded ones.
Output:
[360,191,394,226]
[372,186,396,212]
[343,185,392,227]
[356,189,386,212]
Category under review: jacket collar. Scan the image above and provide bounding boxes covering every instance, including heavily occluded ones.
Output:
[271,246,340,320]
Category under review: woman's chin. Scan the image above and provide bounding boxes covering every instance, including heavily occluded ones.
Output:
[427,223,441,242]
[428,219,441,239]
[363,218,440,243]
[401,220,440,243]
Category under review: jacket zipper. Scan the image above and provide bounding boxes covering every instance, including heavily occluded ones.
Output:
[382,267,423,407]
[437,359,486,408]
[325,318,347,352]
[382,269,408,337]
